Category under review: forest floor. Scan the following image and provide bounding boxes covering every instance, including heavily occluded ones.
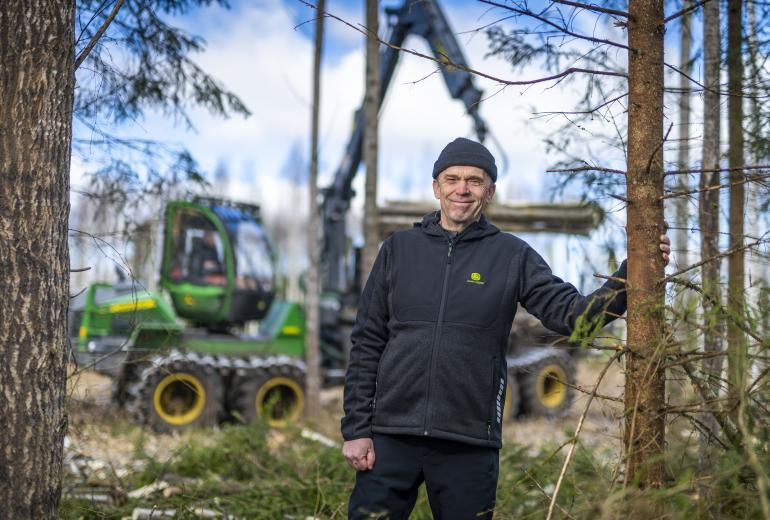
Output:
[65,353,625,465]
[62,354,628,518]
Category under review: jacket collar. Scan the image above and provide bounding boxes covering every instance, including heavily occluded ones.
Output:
[416,211,500,240]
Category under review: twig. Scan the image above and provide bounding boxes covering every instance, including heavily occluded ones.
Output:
[533,92,628,117]
[664,164,770,176]
[70,286,88,299]
[664,0,710,23]
[660,173,770,200]
[547,350,623,520]
[480,0,631,50]
[70,266,92,273]
[666,277,765,346]
[547,166,625,174]
[680,360,743,448]
[661,237,766,284]
[74,0,125,70]
[593,273,627,284]
[664,62,768,99]
[299,1,628,86]
[550,0,629,19]
[644,122,673,176]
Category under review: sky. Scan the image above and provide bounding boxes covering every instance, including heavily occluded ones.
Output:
[70,0,700,287]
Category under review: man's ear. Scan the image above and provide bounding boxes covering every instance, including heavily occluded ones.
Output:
[432,179,441,200]
[485,183,496,203]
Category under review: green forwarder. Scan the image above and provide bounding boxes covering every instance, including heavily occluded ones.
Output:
[70,198,312,431]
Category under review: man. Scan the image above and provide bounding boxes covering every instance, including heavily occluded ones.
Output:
[188,229,224,284]
[341,137,670,519]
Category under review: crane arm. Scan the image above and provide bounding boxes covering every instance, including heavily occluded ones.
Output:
[322,0,489,294]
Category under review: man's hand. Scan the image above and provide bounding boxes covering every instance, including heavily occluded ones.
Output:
[342,438,376,472]
[660,234,671,266]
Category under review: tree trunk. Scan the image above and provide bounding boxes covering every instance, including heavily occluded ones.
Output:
[699,0,722,430]
[624,0,666,491]
[671,0,693,362]
[746,0,769,356]
[362,0,380,284]
[305,0,325,420]
[674,1,692,274]
[726,0,745,418]
[0,2,75,517]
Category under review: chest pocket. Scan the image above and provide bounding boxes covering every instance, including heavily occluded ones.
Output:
[443,245,507,328]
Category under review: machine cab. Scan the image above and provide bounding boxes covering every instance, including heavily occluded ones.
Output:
[161,198,275,327]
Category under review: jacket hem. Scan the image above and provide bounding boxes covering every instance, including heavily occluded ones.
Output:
[371,424,501,449]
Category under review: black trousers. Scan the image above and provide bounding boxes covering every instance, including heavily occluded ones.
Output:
[348,433,499,519]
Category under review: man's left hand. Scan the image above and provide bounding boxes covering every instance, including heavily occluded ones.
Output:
[660,235,671,266]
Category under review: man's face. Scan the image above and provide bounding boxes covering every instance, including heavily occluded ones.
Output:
[432,165,495,232]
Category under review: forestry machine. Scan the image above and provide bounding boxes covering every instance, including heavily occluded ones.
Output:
[69,0,598,432]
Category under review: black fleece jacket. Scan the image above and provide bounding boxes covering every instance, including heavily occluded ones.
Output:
[341,212,627,448]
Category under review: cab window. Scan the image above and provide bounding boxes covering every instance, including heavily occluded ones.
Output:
[169,210,226,286]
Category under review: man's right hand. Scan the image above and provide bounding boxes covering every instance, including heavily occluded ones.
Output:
[342,438,376,471]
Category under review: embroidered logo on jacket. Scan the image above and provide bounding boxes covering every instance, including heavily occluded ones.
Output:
[466,272,485,285]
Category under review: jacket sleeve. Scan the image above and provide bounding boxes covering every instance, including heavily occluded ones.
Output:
[518,245,627,337]
[340,239,391,440]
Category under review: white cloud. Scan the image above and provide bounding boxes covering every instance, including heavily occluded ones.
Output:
[72,0,633,281]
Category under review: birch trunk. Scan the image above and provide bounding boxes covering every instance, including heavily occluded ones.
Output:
[305,0,325,420]
[362,0,380,284]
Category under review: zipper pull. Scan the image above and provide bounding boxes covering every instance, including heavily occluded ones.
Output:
[447,242,454,264]
[487,422,491,439]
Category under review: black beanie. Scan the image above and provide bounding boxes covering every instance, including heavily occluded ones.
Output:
[432,137,497,182]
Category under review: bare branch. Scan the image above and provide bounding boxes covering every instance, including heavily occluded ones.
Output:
[480,0,631,50]
[70,266,92,273]
[661,173,770,200]
[680,360,741,447]
[664,164,770,176]
[533,92,628,117]
[665,62,770,99]
[661,237,767,285]
[664,0,710,24]
[666,276,766,346]
[547,166,625,174]
[70,286,88,299]
[644,122,673,176]
[300,1,627,87]
[550,0,629,19]
[74,0,125,71]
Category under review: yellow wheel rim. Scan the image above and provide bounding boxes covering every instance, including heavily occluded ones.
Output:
[255,377,304,428]
[537,364,568,408]
[153,372,206,426]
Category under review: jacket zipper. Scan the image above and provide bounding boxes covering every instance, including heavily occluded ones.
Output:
[422,237,455,436]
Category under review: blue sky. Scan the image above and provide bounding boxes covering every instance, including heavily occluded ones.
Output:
[72,0,708,285]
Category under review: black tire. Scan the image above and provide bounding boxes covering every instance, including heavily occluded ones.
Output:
[230,364,306,427]
[519,352,575,418]
[138,361,223,432]
[504,375,521,419]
